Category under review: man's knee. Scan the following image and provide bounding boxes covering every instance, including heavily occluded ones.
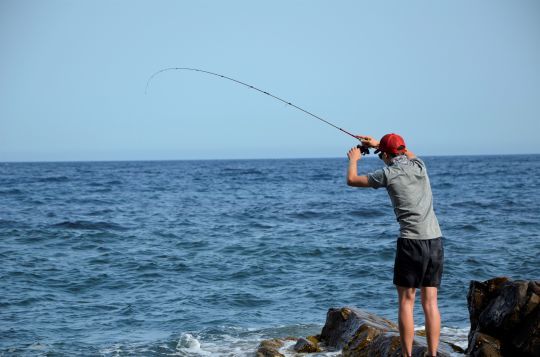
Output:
[397,286,416,303]
[420,287,438,309]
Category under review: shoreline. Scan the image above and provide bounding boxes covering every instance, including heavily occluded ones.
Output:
[256,277,539,357]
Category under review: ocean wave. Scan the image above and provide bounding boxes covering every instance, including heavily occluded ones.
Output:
[348,208,385,218]
[228,292,274,307]
[0,188,24,195]
[176,333,209,356]
[459,224,480,232]
[450,200,497,209]
[51,220,129,231]
[288,210,327,219]
[37,176,69,183]
[221,168,264,176]
[309,173,334,181]
[88,208,115,216]
[0,219,26,229]
[106,180,123,185]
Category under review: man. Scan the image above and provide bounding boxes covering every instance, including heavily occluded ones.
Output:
[346,133,443,357]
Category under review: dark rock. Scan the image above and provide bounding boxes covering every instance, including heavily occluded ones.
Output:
[320,307,455,357]
[320,307,397,350]
[293,337,319,353]
[345,330,401,356]
[307,334,321,344]
[467,277,540,356]
[478,280,529,333]
[467,277,509,333]
[511,303,540,355]
[256,338,285,357]
[467,332,502,357]
[529,281,540,296]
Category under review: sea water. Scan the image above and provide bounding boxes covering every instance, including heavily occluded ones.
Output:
[1,155,539,356]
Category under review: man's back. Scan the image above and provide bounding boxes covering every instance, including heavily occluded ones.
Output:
[368,156,442,240]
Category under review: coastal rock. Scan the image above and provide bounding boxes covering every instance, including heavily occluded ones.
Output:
[293,337,320,353]
[467,331,502,357]
[466,277,540,356]
[320,307,455,356]
[256,338,285,357]
[320,307,397,350]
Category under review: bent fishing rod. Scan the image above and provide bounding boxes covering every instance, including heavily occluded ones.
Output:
[145,67,370,154]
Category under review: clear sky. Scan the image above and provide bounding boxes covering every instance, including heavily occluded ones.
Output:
[1,0,539,161]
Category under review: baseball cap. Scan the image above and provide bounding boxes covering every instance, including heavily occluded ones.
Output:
[374,133,406,154]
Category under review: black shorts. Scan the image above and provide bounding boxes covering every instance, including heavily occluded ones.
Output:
[393,237,444,288]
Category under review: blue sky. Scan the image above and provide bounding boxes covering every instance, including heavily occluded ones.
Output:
[1,0,539,161]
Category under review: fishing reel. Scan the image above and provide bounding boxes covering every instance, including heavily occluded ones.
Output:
[357,144,371,156]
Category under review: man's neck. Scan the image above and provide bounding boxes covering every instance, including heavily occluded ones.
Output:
[389,155,408,166]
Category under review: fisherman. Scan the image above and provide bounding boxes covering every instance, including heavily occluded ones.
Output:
[346,134,443,357]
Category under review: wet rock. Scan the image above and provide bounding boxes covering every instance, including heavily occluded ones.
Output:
[293,337,320,353]
[320,307,397,350]
[467,277,509,333]
[320,307,454,356]
[256,338,285,357]
[306,334,321,345]
[467,332,502,357]
[466,277,540,356]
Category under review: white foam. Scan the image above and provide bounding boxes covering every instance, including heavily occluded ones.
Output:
[176,333,211,356]
[441,326,469,351]
[28,342,48,351]
[96,324,469,356]
[414,324,469,356]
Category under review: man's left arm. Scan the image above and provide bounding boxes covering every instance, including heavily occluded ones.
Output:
[346,147,371,187]
[404,149,416,159]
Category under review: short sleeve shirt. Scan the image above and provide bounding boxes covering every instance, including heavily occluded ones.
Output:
[367,156,442,240]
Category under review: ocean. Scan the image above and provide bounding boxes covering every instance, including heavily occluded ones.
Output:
[1,155,539,356]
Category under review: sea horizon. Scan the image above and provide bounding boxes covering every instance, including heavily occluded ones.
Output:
[2,152,539,164]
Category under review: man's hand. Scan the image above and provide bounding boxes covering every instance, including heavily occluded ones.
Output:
[347,147,370,187]
[355,135,380,148]
[347,147,361,161]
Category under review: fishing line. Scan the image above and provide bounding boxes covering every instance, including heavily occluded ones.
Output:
[145,67,361,141]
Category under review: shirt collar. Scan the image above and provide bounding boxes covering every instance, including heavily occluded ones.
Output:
[389,155,409,166]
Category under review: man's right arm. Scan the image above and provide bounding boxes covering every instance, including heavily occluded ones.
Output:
[347,147,371,187]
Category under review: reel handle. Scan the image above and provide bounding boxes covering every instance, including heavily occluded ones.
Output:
[357,144,370,156]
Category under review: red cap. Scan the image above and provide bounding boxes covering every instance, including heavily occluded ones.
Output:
[375,133,406,154]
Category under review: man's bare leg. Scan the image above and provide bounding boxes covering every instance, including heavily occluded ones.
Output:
[397,286,416,357]
[421,287,440,356]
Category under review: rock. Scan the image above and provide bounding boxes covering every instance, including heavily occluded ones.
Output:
[293,337,320,353]
[320,307,455,357]
[511,303,540,355]
[320,307,397,350]
[467,277,540,356]
[256,338,285,357]
[467,277,509,333]
[306,334,321,345]
[478,280,529,333]
[467,331,502,357]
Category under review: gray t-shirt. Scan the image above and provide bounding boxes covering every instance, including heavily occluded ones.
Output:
[367,155,442,240]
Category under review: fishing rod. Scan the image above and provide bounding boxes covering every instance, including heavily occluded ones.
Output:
[145,67,370,154]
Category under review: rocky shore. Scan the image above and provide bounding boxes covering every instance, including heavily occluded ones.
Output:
[256,277,539,356]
